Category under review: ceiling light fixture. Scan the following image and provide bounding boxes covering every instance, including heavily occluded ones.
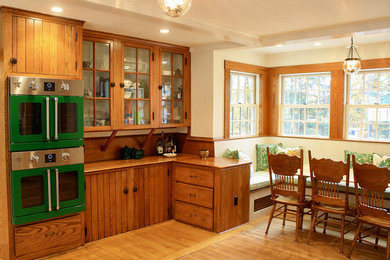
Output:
[343,37,361,75]
[275,44,283,48]
[314,42,322,46]
[51,7,63,12]
[160,29,170,34]
[158,0,192,17]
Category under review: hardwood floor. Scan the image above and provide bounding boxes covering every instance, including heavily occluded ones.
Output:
[42,215,386,260]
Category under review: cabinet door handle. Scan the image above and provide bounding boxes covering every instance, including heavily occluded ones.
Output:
[120,83,125,88]
[133,187,138,192]
[54,97,58,140]
[110,82,115,87]
[55,168,60,210]
[10,58,17,64]
[124,188,129,194]
[152,112,154,120]
[47,170,52,212]
[46,97,50,140]
[158,85,163,90]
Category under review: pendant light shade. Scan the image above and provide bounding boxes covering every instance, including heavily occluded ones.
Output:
[158,0,192,17]
[343,37,361,75]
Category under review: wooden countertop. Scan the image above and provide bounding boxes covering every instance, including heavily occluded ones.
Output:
[84,153,252,173]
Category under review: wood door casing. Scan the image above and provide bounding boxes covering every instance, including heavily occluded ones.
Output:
[134,164,170,229]
[84,169,134,243]
[11,15,82,78]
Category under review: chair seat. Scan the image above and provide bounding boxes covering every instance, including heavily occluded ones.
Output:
[313,203,356,215]
[273,195,312,206]
[358,215,390,228]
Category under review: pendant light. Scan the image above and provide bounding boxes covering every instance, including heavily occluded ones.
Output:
[343,37,361,75]
[158,0,192,17]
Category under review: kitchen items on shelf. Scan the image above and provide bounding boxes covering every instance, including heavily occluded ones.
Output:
[121,145,145,160]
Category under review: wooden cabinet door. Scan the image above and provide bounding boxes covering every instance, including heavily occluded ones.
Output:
[134,163,171,229]
[84,169,134,243]
[11,14,82,78]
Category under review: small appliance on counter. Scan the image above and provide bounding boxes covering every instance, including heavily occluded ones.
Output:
[8,76,84,151]
[10,147,85,225]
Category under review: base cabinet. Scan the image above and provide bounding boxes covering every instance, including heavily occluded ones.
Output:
[14,214,83,259]
[84,163,171,242]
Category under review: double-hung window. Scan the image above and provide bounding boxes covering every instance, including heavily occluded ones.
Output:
[345,69,390,141]
[280,73,331,138]
[230,71,259,137]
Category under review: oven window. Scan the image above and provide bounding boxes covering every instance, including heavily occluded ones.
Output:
[21,176,44,208]
[19,103,42,135]
[59,171,79,202]
[58,103,78,133]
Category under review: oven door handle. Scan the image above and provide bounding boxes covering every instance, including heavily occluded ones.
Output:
[54,97,58,140]
[55,168,60,210]
[47,169,52,212]
[46,97,50,140]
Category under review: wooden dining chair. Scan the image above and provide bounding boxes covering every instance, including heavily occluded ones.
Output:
[265,147,311,242]
[347,156,390,259]
[306,151,354,254]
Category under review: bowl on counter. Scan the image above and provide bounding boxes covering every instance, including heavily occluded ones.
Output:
[163,153,177,158]
[199,149,209,159]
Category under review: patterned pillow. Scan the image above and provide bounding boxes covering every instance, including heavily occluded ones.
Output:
[344,150,373,168]
[223,149,239,159]
[277,146,302,158]
[255,143,282,171]
[373,153,390,168]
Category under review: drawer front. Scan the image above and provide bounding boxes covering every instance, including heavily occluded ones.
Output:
[14,214,83,257]
[174,165,214,188]
[174,201,213,230]
[174,182,213,208]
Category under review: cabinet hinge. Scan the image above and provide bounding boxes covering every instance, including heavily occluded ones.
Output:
[168,169,170,176]
[84,228,87,236]
[152,52,155,61]
[168,208,171,215]
[76,32,78,42]
[75,61,78,70]
[185,57,187,65]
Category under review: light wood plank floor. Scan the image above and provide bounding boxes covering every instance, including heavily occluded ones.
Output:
[43,215,386,260]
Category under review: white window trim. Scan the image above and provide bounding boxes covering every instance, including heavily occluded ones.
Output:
[229,71,260,138]
[344,68,390,141]
[279,72,331,138]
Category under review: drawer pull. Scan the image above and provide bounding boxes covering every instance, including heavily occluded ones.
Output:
[189,213,197,217]
[189,193,197,197]
[189,175,198,178]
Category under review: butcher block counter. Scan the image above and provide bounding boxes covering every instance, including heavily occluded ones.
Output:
[83,154,251,243]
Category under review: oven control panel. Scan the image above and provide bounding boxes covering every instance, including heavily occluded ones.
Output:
[11,147,83,171]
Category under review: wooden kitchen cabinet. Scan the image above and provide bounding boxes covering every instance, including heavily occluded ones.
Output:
[3,8,83,79]
[84,163,171,242]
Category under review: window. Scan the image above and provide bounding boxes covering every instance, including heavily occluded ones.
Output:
[280,73,331,138]
[345,69,390,141]
[229,71,259,137]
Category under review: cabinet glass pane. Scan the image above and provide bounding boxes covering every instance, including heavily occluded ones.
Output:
[59,171,79,202]
[124,47,136,73]
[162,52,172,76]
[95,71,110,98]
[138,49,150,74]
[138,101,150,125]
[124,100,137,125]
[173,101,183,123]
[173,54,183,77]
[162,77,172,99]
[82,41,93,69]
[124,74,137,99]
[84,99,94,127]
[138,75,150,99]
[95,43,110,70]
[161,101,171,124]
[173,78,183,100]
[58,103,78,133]
[21,176,44,208]
[83,70,93,97]
[19,103,42,135]
[96,100,110,126]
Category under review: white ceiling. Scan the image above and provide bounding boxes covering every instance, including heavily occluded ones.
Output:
[2,0,390,53]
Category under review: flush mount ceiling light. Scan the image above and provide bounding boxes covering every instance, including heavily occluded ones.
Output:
[160,29,170,34]
[157,0,192,17]
[343,37,361,75]
[51,7,63,12]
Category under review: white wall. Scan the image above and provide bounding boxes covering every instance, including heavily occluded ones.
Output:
[266,41,390,67]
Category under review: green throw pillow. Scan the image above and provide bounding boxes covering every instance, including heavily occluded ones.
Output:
[344,150,373,168]
[373,153,390,168]
[223,149,239,159]
[256,143,283,171]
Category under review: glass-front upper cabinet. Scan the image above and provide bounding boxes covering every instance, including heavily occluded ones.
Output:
[82,38,113,131]
[122,44,152,128]
[160,50,189,126]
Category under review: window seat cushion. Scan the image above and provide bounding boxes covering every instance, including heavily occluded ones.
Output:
[250,171,270,191]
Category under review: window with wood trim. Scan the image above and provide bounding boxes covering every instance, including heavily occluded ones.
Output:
[345,69,390,141]
[229,71,260,137]
[280,73,331,138]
